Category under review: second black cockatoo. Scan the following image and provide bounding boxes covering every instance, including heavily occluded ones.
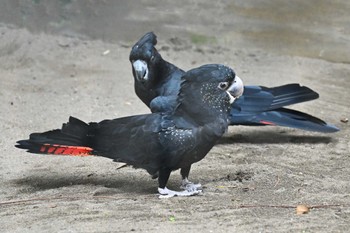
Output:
[16,64,244,198]
[129,32,339,133]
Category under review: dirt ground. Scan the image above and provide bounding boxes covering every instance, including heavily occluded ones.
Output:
[1,1,350,232]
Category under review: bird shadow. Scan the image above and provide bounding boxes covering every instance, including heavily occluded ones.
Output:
[218,129,336,145]
[11,171,157,195]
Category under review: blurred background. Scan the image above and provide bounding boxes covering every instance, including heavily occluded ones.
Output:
[0,0,349,63]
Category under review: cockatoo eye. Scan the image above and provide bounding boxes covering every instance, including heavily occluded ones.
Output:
[218,82,229,90]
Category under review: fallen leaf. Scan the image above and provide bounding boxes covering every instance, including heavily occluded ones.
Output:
[296,204,309,215]
[340,118,348,123]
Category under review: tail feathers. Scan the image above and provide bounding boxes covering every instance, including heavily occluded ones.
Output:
[236,84,319,112]
[230,108,339,133]
[15,141,93,156]
[16,116,95,156]
[263,84,319,109]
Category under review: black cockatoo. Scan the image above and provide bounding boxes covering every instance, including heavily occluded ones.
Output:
[16,64,244,198]
[129,32,338,133]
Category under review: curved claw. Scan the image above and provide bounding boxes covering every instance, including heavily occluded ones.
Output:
[158,187,202,198]
[180,179,202,192]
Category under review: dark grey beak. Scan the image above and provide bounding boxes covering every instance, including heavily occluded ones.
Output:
[132,60,148,82]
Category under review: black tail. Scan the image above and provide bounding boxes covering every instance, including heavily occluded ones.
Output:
[230,107,339,133]
[234,84,319,113]
[230,84,339,132]
[15,116,94,156]
[262,84,319,110]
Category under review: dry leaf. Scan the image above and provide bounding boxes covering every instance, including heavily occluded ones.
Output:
[340,118,348,123]
[296,204,309,215]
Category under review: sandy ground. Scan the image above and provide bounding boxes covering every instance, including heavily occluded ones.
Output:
[0,2,350,232]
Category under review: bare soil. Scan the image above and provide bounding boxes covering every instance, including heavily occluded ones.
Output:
[0,1,350,232]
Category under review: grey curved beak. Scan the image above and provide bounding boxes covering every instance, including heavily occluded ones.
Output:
[132,60,148,82]
[227,76,244,104]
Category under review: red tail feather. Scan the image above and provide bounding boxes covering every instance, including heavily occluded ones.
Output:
[259,120,276,126]
[39,144,93,156]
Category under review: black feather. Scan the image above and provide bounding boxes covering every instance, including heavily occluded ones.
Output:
[16,116,93,153]
[16,64,236,194]
[129,32,339,133]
